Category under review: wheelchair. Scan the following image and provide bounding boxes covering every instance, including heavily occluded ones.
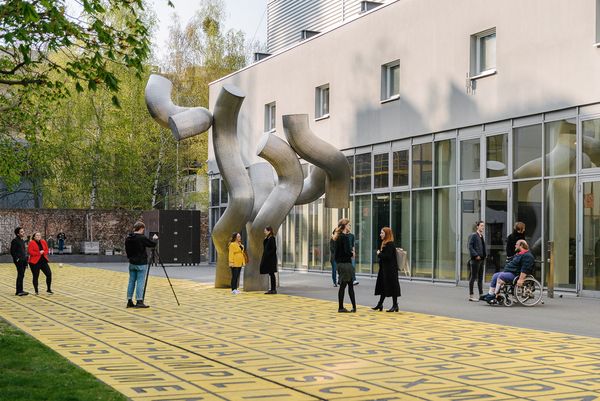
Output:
[487,275,544,307]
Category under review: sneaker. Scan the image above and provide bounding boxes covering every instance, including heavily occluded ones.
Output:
[333,283,338,287]
[482,293,496,303]
[135,301,150,308]
[469,295,479,302]
[126,300,135,308]
[232,289,240,294]
[353,280,359,285]
[479,294,487,301]
[16,291,28,296]
[46,290,53,295]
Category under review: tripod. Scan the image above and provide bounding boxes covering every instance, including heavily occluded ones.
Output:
[142,247,181,306]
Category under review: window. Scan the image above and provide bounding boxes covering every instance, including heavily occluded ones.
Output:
[596,0,600,45]
[583,118,600,168]
[412,143,432,188]
[486,134,508,178]
[264,102,276,132]
[373,153,389,188]
[460,138,480,181]
[315,85,330,118]
[435,139,456,186]
[210,178,219,206]
[471,28,496,76]
[381,60,400,101]
[393,150,409,186]
[346,155,355,193]
[513,124,542,179]
[355,153,372,193]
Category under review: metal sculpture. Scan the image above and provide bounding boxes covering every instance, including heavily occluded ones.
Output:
[145,74,350,291]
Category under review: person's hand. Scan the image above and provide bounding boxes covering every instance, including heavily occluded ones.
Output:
[475,256,480,260]
[40,250,44,254]
[517,278,525,287]
[376,250,380,255]
[152,234,158,240]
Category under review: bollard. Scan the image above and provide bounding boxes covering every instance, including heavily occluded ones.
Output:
[547,241,554,298]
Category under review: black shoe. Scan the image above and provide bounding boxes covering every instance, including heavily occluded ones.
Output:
[16,291,28,296]
[35,291,39,296]
[126,300,135,308]
[46,290,53,294]
[333,283,338,287]
[372,304,383,311]
[264,290,277,294]
[350,308,356,313]
[386,305,399,312]
[135,301,150,308]
[338,308,350,313]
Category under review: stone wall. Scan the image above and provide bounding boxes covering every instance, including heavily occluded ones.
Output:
[0,209,209,261]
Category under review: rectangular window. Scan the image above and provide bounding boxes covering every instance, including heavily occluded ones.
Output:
[315,85,330,118]
[346,155,355,193]
[373,153,389,189]
[460,138,480,181]
[471,28,496,76]
[435,139,456,186]
[210,178,219,206]
[412,143,432,188]
[486,134,508,178]
[355,153,372,193]
[412,190,433,278]
[545,119,576,176]
[381,60,400,100]
[513,124,542,179]
[597,0,600,44]
[392,150,409,186]
[583,118,600,168]
[264,102,276,132]
[220,179,228,204]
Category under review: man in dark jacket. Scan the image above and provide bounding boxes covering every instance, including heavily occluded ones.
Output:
[10,227,29,296]
[468,220,486,301]
[125,221,157,308]
[483,240,534,303]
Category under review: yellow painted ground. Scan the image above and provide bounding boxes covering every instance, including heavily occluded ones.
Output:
[1,264,600,401]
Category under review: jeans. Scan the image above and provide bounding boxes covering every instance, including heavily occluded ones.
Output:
[15,262,26,294]
[231,267,242,290]
[469,258,484,295]
[127,264,147,301]
[331,260,337,284]
[490,272,516,289]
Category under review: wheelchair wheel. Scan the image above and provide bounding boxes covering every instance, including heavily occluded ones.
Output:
[503,296,513,307]
[515,277,543,306]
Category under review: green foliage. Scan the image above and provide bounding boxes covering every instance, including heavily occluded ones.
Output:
[0,319,127,401]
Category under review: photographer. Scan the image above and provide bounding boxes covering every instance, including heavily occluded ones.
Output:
[125,221,157,308]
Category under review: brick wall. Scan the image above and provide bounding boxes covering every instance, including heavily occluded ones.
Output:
[0,209,209,260]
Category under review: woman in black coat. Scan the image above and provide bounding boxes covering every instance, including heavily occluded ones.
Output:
[373,227,401,312]
[259,226,278,294]
[506,221,526,260]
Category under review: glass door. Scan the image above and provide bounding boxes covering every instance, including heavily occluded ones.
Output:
[581,179,600,294]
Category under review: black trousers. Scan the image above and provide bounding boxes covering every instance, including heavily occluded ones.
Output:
[268,272,276,291]
[30,261,52,293]
[14,262,26,294]
[377,294,398,307]
[469,259,484,295]
[230,267,242,290]
[338,281,356,310]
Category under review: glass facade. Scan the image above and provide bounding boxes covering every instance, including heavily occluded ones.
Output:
[207,109,600,295]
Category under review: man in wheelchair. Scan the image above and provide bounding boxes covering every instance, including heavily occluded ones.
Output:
[482,239,534,304]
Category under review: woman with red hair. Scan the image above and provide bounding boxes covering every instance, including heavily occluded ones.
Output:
[28,232,53,295]
[373,227,401,312]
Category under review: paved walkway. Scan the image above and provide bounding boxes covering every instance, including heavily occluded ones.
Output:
[1,263,600,401]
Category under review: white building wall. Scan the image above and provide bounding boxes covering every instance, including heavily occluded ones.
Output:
[209,0,600,172]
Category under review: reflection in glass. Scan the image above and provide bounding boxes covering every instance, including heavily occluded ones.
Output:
[485,188,507,282]
[209,207,220,262]
[307,200,322,270]
[461,191,481,280]
[354,195,372,274]
[582,181,600,291]
[391,192,410,252]
[210,179,219,206]
[372,193,390,273]
[514,124,542,178]
[374,153,389,188]
[347,155,355,193]
[435,139,456,186]
[545,177,576,289]
[545,119,576,176]
[514,180,543,280]
[434,188,456,280]
[220,179,228,204]
[460,138,480,180]
[412,143,432,188]
[355,153,371,193]
[486,134,508,178]
[412,190,432,278]
[583,118,600,169]
[393,150,409,186]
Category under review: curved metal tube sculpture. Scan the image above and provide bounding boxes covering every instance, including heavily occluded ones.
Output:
[245,133,304,291]
[282,114,350,208]
[211,85,255,288]
[295,166,326,205]
[145,74,213,140]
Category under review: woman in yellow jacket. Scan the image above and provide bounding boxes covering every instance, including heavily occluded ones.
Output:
[228,232,246,294]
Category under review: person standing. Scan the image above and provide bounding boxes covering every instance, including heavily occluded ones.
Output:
[506,222,526,260]
[468,220,486,302]
[124,221,157,308]
[373,227,401,312]
[28,232,53,295]
[333,221,356,313]
[346,221,359,285]
[260,226,278,294]
[57,231,66,254]
[329,229,337,287]
[228,232,245,294]
[10,227,29,296]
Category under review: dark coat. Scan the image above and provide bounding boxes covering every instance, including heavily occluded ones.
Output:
[260,236,277,274]
[468,232,486,259]
[10,237,27,266]
[506,231,525,258]
[125,233,156,265]
[375,242,401,297]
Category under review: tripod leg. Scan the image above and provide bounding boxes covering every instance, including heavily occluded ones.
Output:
[155,249,180,306]
[142,250,154,302]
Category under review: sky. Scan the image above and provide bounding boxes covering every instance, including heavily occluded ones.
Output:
[149,0,268,59]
